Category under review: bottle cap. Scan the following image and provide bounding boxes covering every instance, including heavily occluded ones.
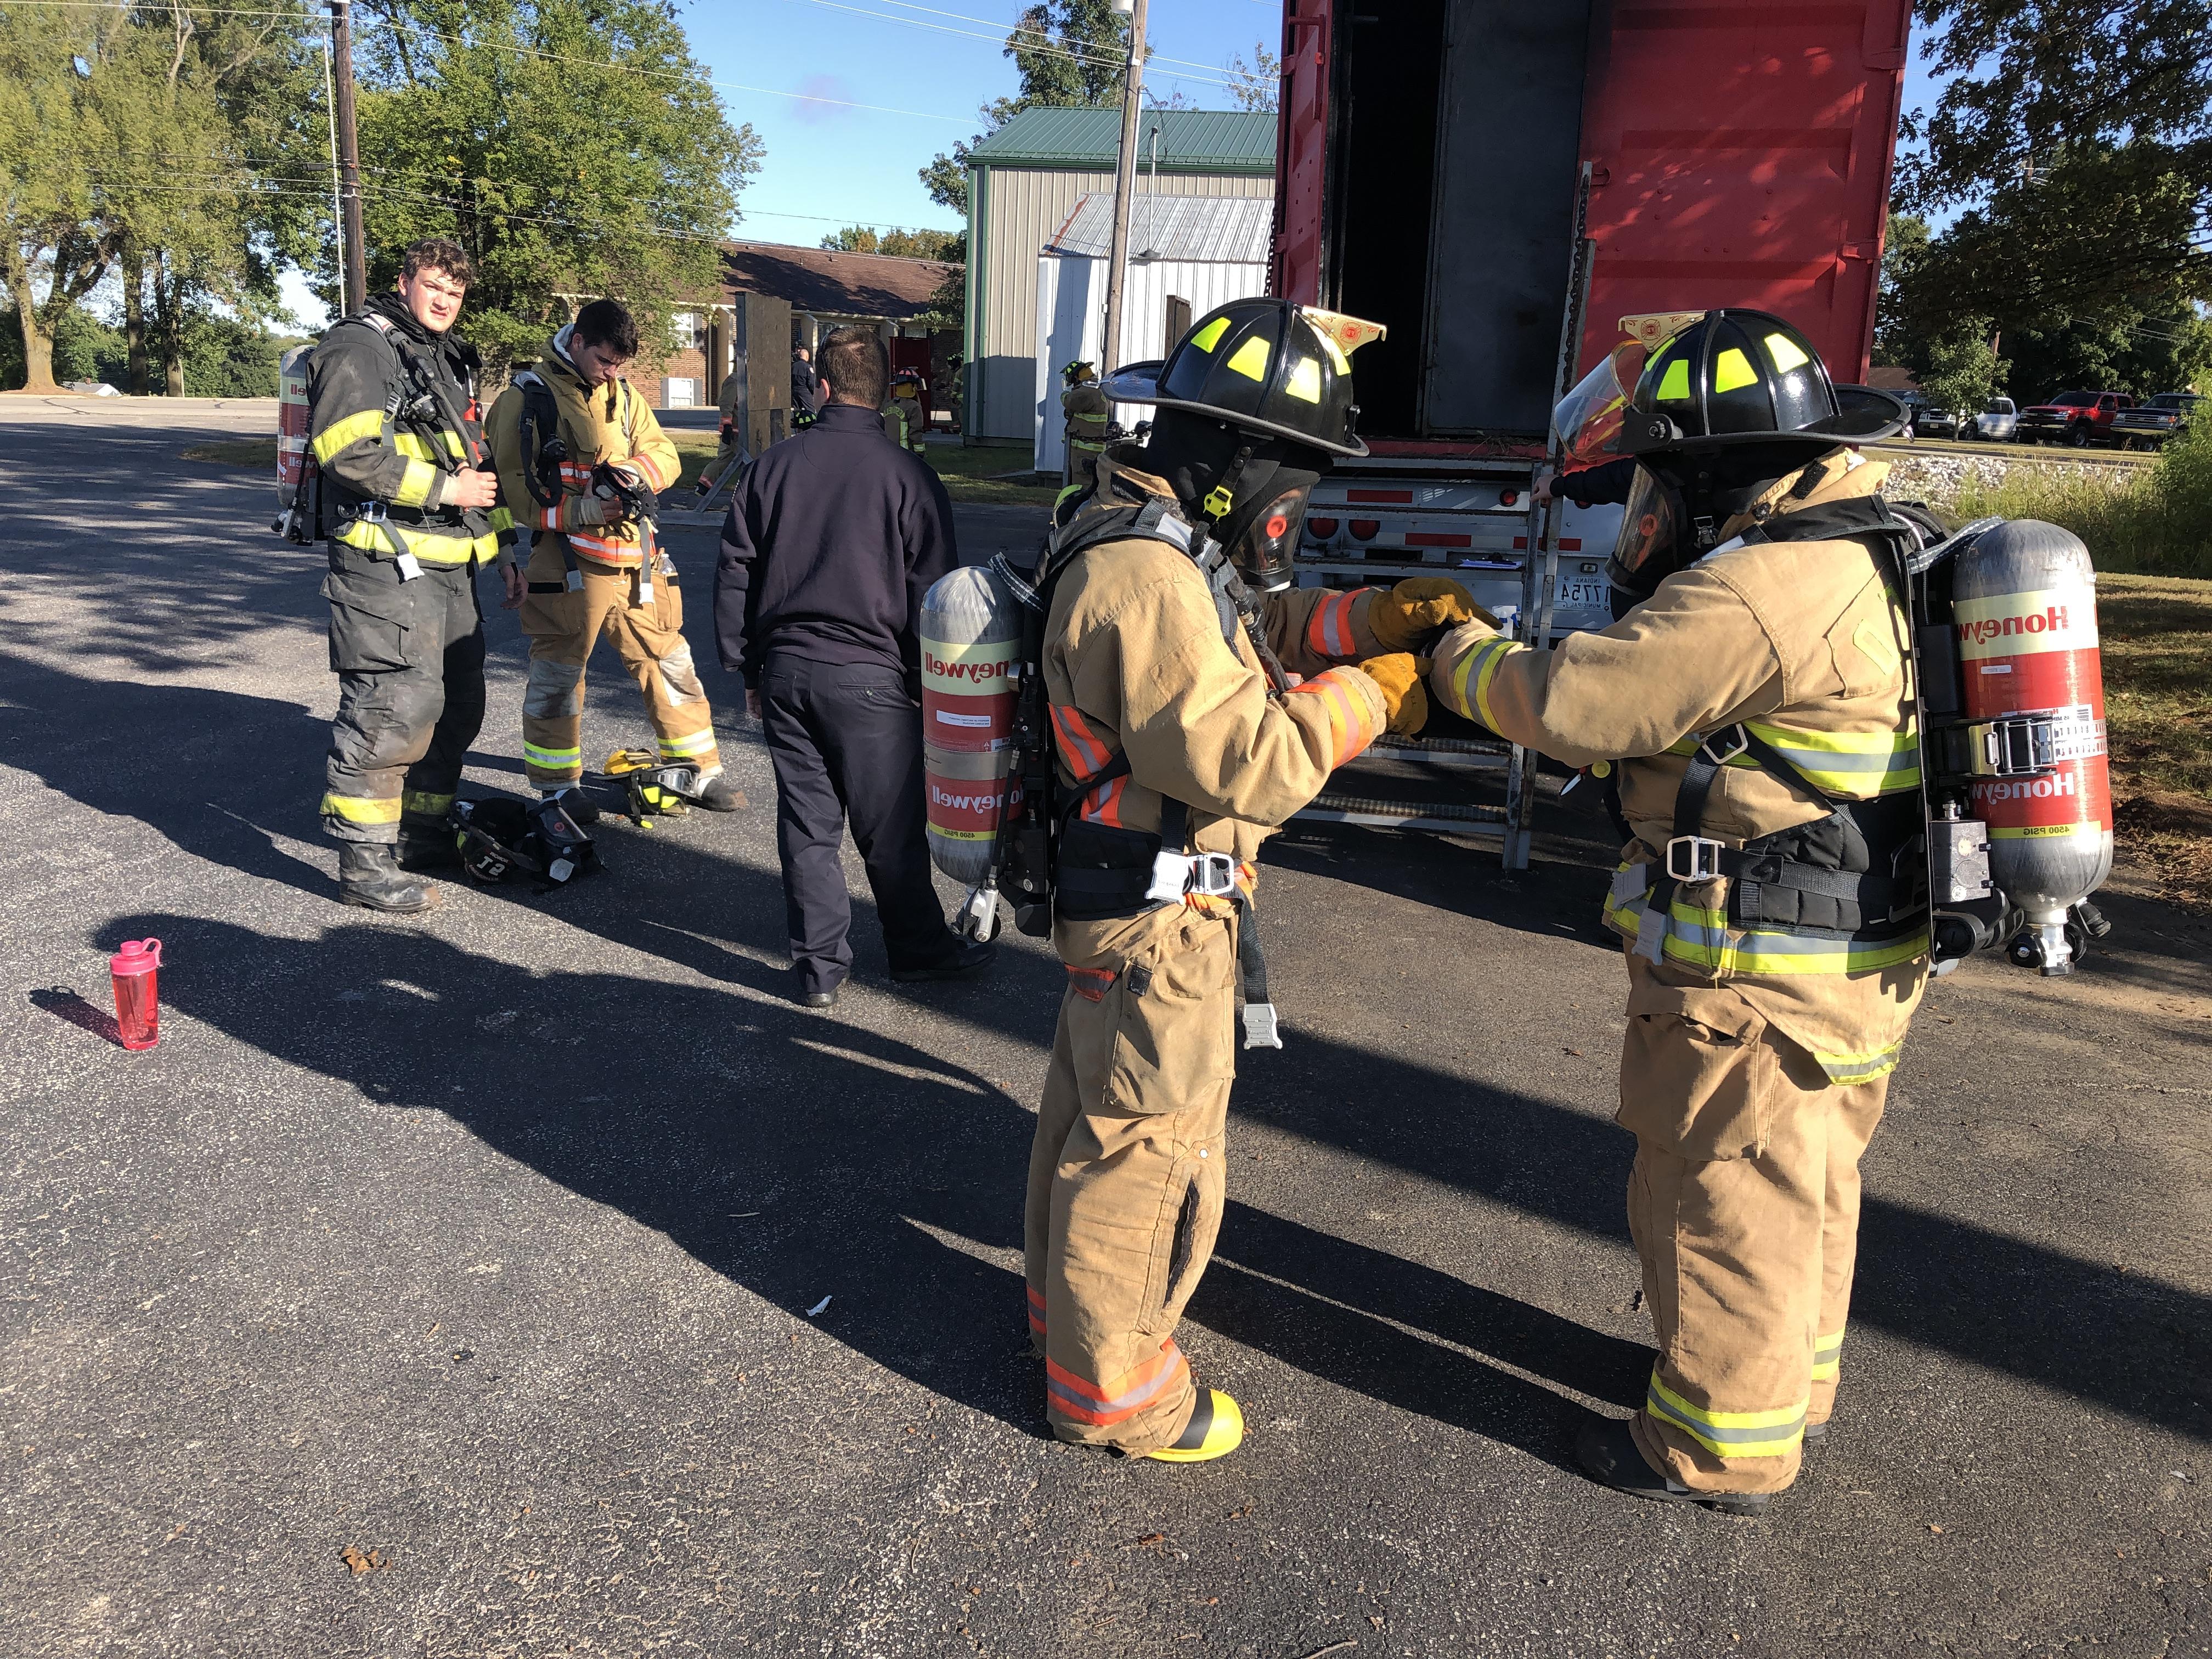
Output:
[110,938,163,977]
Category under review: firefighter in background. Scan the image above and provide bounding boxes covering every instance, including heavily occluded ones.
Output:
[1027,298,1480,1463]
[1427,310,1918,1515]
[885,366,928,455]
[695,356,751,500]
[309,236,512,913]
[1059,359,1109,501]
[486,298,744,816]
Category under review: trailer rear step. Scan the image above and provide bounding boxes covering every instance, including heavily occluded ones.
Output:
[1299,793,1508,834]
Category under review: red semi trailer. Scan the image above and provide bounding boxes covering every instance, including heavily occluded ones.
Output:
[1272,0,1911,862]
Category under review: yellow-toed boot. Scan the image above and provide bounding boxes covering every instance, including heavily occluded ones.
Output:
[1146,1389,1245,1464]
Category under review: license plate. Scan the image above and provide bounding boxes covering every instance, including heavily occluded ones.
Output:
[1553,577,1610,612]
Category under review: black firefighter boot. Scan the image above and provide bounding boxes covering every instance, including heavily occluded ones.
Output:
[1575,1414,1770,1517]
[397,822,462,872]
[338,843,439,913]
[691,772,748,812]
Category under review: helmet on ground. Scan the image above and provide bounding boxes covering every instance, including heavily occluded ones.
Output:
[1554,309,1906,471]
[606,747,702,824]
[452,794,599,887]
[1100,298,1385,458]
[1062,359,1095,384]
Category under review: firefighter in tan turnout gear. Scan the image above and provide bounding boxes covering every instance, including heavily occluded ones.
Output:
[1024,299,1480,1462]
[307,238,511,913]
[1058,359,1109,503]
[486,299,743,816]
[1429,310,1922,1515]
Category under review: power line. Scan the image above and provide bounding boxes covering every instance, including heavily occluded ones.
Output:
[851,0,1235,76]
[777,0,1239,88]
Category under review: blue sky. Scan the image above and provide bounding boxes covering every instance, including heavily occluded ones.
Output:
[285,2,1952,324]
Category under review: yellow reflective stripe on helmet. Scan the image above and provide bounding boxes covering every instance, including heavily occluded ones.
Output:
[657,729,718,758]
[1655,358,1691,402]
[391,457,438,509]
[403,790,455,819]
[1810,1327,1846,1381]
[1188,317,1229,354]
[1713,347,1757,393]
[313,407,385,463]
[321,791,403,825]
[1647,1372,1807,1458]
[1224,337,1271,382]
[1285,357,1323,404]
[1765,331,1810,373]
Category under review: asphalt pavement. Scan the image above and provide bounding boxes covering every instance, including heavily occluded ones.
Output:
[2,398,2207,1659]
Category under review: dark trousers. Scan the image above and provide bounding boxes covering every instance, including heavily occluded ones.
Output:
[321,544,486,844]
[759,652,951,991]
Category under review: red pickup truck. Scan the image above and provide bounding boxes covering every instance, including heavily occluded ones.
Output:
[2017,390,2136,447]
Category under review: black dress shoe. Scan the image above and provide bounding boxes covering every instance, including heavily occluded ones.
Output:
[789,974,839,1009]
[1575,1414,1769,1517]
[889,939,996,983]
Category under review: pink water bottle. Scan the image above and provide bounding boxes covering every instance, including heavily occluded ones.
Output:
[110,939,162,1051]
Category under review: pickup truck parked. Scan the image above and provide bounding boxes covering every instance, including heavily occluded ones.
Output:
[2017,390,2135,446]
[2109,392,2202,449]
[1972,397,2018,441]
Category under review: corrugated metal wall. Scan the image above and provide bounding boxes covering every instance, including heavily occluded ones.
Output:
[1032,255,1270,472]
[972,166,1273,442]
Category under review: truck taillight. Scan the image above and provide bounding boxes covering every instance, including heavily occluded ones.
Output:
[1499,489,1519,506]
[1348,519,1381,540]
[1306,517,1339,539]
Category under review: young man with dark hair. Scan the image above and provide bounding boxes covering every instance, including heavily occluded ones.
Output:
[307,235,507,911]
[486,297,742,816]
[715,324,991,1008]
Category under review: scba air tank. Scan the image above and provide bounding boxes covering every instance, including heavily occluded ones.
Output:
[1954,520,2113,972]
[276,344,313,506]
[919,565,1024,885]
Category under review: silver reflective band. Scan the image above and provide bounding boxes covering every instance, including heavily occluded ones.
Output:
[1145,849,1238,905]
[1665,835,1726,882]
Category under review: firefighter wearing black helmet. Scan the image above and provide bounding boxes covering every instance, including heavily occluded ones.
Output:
[1427,309,1919,1515]
[1018,298,1483,1464]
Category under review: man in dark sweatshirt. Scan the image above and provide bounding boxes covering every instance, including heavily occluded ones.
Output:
[715,326,994,1008]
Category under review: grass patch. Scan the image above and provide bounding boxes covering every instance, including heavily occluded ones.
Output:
[1936,420,2212,578]
[2098,572,2212,912]
[187,432,1059,507]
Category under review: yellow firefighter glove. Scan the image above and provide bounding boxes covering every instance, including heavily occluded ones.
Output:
[1367,578,1498,653]
[1355,653,1430,737]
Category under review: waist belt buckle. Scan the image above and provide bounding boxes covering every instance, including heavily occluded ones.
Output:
[1188,851,1237,899]
[1697,725,1749,767]
[1664,835,1726,883]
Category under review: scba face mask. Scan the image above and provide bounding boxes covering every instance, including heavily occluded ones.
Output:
[1607,465,1691,601]
[1232,483,1315,594]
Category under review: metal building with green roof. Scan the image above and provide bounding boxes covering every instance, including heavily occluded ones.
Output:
[962,107,1276,442]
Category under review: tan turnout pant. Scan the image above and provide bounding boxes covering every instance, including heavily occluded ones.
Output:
[1618,957,1887,1495]
[517,541,720,788]
[1025,904,1237,1455]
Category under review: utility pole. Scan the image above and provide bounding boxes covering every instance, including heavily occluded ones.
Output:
[329,0,367,315]
[1099,0,1148,376]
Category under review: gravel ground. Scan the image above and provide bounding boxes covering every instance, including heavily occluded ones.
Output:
[1,398,2207,1659]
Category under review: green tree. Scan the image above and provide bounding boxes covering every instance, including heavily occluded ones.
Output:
[1223,41,1279,114]
[347,0,760,374]
[1915,314,2007,413]
[820,224,963,261]
[919,1,1134,215]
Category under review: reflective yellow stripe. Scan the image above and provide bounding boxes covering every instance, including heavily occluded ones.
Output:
[1655,358,1691,402]
[1447,635,1520,732]
[391,457,438,509]
[1812,1045,1905,1084]
[1604,889,1928,975]
[488,505,515,534]
[321,792,402,825]
[1189,317,1229,353]
[1745,721,1921,795]
[657,729,717,758]
[1285,357,1322,403]
[1713,347,1756,393]
[403,791,455,819]
[524,742,580,769]
[1647,1372,1805,1458]
[332,521,495,566]
[313,408,384,463]
[1224,337,1271,381]
[1810,1327,1846,1382]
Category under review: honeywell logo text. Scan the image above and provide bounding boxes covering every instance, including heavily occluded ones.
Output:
[1958,606,2072,648]
[925,651,1013,685]
[929,782,1012,812]
[1974,773,2076,803]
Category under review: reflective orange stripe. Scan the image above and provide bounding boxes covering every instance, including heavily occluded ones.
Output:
[1026,1284,1047,1336]
[1305,589,1364,662]
[1089,773,1126,827]
[1049,703,1111,775]
[1046,1341,1187,1426]
[629,449,672,490]
[1288,668,1373,767]
[1065,965,1116,1002]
